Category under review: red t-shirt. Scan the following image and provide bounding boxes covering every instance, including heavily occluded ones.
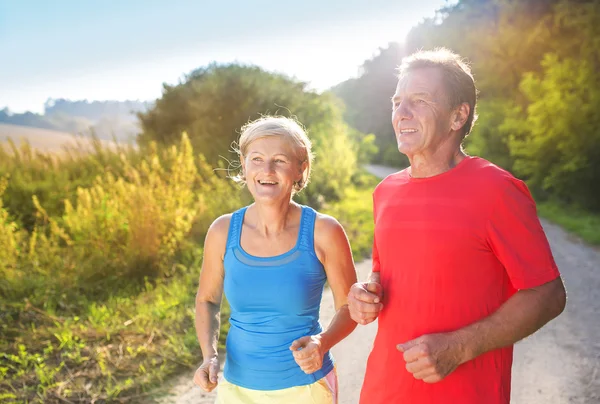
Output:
[360,156,560,404]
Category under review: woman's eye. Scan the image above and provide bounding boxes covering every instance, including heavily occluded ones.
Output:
[252,157,262,162]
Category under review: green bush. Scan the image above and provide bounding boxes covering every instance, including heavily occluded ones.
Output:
[0,136,140,230]
[0,131,373,401]
[138,63,359,207]
[0,135,243,402]
[537,202,600,245]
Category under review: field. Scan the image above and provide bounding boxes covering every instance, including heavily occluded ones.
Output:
[0,123,117,152]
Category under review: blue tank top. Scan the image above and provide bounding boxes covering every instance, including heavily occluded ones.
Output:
[222,204,334,390]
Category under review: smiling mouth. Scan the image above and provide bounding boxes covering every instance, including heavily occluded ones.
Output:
[258,180,278,185]
[399,128,418,134]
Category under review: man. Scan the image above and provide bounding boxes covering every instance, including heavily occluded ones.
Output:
[348,48,566,404]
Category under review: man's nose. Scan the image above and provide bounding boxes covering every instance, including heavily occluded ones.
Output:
[395,100,413,121]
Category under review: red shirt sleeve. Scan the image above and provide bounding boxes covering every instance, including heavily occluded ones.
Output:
[486,177,560,290]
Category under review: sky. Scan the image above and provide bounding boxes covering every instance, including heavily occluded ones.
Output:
[0,0,454,114]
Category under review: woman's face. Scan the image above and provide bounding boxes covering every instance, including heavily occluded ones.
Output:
[242,136,306,203]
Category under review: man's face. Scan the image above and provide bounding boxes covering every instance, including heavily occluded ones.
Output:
[391,67,456,158]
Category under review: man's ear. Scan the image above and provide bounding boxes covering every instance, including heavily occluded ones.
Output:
[451,103,470,132]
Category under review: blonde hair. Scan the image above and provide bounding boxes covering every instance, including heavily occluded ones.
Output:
[232,116,313,193]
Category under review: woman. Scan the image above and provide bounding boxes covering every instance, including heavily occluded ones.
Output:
[193,116,357,403]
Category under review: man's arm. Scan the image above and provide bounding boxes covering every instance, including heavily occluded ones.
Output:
[348,235,383,325]
[368,271,381,284]
[398,276,566,383]
[399,176,567,383]
[458,276,566,361]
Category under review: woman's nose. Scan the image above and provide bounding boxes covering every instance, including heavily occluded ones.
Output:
[263,160,275,173]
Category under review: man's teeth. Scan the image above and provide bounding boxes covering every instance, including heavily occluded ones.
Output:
[400,129,417,133]
[259,180,277,184]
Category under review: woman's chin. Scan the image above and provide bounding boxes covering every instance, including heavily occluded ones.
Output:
[250,188,291,203]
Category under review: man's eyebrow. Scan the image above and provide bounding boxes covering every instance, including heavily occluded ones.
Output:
[391,92,431,102]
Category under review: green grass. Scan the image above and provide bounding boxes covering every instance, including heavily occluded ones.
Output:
[0,183,376,403]
[0,145,378,402]
[537,201,600,245]
[0,135,237,402]
[0,263,232,402]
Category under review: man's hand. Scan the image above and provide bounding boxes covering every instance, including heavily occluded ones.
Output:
[397,333,466,383]
[290,335,325,374]
[348,281,384,325]
[193,356,220,392]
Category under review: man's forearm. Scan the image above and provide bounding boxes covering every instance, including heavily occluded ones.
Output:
[456,278,566,363]
[368,271,381,284]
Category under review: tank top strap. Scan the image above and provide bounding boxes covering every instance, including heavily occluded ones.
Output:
[297,205,316,254]
[226,206,248,250]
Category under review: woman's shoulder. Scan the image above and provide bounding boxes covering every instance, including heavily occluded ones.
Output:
[208,205,249,235]
[312,210,345,239]
[204,212,236,249]
[209,213,233,234]
[311,209,350,263]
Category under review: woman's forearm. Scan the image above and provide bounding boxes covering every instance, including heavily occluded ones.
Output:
[195,298,221,359]
[319,304,357,353]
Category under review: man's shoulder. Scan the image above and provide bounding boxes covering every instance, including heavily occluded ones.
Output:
[464,157,535,210]
[374,167,410,193]
[466,156,521,187]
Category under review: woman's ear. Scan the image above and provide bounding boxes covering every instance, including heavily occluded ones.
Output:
[239,155,246,178]
[299,161,308,182]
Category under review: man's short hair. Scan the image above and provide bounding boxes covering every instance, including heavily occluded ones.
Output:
[398,48,478,138]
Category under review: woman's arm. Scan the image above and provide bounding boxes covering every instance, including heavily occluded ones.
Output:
[291,214,358,374]
[193,215,229,392]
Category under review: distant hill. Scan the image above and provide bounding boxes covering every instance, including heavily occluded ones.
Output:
[0,99,153,143]
[0,122,117,152]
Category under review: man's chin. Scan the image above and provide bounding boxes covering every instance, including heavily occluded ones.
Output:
[396,144,415,157]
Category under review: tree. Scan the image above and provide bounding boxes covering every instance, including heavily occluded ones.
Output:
[509,2,600,210]
[137,63,358,205]
[331,43,408,167]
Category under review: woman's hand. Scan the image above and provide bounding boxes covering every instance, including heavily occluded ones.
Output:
[193,356,220,392]
[290,335,325,374]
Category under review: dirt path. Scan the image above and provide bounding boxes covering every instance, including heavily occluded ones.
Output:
[511,219,600,403]
[161,164,600,403]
